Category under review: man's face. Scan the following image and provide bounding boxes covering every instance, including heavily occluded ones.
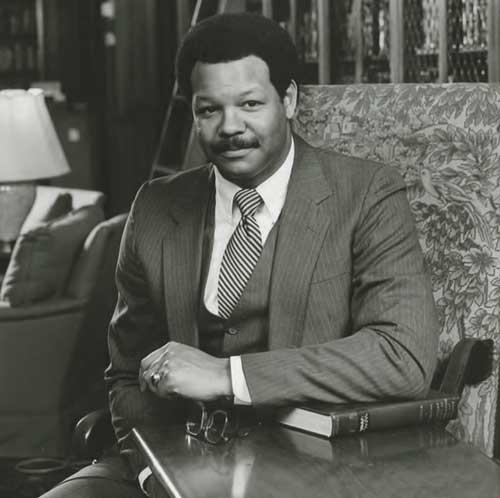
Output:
[190,55,297,188]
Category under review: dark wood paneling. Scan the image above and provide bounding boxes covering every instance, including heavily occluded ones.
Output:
[42,0,104,105]
[104,0,178,214]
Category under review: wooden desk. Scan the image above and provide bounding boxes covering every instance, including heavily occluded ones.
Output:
[132,423,500,498]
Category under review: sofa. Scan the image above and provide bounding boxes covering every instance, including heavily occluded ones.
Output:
[0,186,126,457]
[292,83,500,457]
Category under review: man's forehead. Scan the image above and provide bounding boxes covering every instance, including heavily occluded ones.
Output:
[191,56,270,80]
[190,56,273,97]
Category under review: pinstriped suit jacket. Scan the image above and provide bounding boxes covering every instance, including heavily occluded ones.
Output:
[106,136,438,473]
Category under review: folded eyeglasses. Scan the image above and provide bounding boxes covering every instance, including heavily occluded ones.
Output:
[185,400,256,445]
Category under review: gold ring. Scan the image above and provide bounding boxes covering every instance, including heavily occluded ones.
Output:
[151,372,162,387]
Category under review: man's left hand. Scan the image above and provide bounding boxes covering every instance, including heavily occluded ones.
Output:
[139,341,233,401]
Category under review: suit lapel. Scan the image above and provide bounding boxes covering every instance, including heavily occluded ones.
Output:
[162,167,213,347]
[269,137,333,349]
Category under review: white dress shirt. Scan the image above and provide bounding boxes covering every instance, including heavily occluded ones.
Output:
[204,139,295,404]
[139,140,295,495]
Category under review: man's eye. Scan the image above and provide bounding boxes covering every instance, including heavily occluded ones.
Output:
[242,101,261,108]
[196,106,217,116]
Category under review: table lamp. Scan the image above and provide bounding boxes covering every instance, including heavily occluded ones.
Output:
[0,89,70,244]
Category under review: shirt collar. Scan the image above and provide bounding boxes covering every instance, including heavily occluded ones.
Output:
[214,138,295,222]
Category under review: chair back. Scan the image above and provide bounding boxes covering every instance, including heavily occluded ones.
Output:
[293,83,500,457]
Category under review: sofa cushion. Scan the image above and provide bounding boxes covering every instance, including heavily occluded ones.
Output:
[0,205,104,306]
[16,191,74,236]
[39,192,73,223]
[20,187,105,235]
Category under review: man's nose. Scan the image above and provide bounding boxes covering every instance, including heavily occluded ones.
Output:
[219,108,245,136]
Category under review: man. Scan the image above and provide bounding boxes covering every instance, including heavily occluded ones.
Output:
[41,12,438,498]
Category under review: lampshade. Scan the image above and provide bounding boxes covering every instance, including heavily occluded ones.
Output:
[0,88,70,182]
[0,89,70,243]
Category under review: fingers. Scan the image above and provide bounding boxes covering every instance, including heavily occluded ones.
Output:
[147,370,164,391]
[139,374,146,392]
[144,363,181,399]
[139,342,169,392]
[139,342,178,392]
[141,358,166,392]
[140,342,211,398]
[145,362,168,392]
[140,344,166,372]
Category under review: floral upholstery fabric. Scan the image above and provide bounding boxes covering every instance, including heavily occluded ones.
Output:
[293,83,500,457]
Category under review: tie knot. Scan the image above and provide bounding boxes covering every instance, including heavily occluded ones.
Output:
[234,189,262,218]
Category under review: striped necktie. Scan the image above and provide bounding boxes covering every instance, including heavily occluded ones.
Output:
[218,188,263,319]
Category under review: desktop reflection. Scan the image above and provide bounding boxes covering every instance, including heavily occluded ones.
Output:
[134,423,500,498]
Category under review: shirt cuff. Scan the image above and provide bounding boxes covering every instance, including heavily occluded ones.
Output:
[230,356,252,405]
[138,466,152,496]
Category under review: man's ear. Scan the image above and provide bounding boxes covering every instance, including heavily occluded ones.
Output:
[283,80,298,119]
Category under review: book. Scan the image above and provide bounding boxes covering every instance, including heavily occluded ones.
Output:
[275,390,460,438]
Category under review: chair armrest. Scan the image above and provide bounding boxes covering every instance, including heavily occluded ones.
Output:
[72,409,115,460]
[0,297,86,321]
[0,297,89,412]
[435,338,494,396]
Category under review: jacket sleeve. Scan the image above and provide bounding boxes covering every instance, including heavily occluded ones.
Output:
[241,165,439,406]
[105,184,185,479]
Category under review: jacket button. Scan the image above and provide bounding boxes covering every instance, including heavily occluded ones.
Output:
[226,327,239,335]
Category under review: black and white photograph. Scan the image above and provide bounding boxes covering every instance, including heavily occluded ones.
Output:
[0,1,499,497]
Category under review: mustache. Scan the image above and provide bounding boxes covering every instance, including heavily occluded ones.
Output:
[211,136,259,153]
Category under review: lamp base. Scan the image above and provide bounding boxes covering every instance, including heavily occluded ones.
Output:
[0,182,36,242]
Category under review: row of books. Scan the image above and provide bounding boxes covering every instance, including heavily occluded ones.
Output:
[0,42,37,74]
[0,5,37,36]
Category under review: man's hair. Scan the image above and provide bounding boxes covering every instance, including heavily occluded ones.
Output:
[176,13,299,100]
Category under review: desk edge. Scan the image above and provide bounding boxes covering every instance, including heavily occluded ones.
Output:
[131,427,184,498]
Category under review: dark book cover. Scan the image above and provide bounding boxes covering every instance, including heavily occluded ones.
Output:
[276,390,460,438]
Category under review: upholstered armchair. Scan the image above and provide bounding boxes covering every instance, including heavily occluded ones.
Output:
[0,186,126,457]
[292,83,500,457]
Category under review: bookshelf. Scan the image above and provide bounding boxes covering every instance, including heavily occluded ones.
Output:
[255,0,500,84]
[258,0,332,84]
[0,0,43,89]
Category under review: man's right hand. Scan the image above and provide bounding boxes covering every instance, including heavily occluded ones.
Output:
[138,341,232,401]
